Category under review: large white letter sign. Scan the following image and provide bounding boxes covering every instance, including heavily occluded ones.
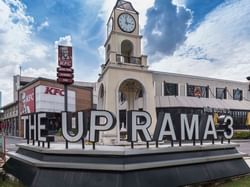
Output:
[203,115,217,140]
[29,115,37,140]
[37,113,47,142]
[22,115,29,139]
[127,111,152,142]
[153,112,176,141]
[223,116,234,139]
[181,114,199,140]
[89,110,116,142]
[62,112,85,142]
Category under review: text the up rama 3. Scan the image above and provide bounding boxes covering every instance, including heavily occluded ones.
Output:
[21,110,233,145]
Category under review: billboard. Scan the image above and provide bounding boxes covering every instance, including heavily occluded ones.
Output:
[35,85,76,113]
[57,46,74,84]
[58,46,72,68]
[20,88,35,115]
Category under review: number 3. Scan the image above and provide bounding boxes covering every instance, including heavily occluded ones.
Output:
[224,116,233,139]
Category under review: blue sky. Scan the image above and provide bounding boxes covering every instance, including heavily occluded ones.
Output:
[1,0,250,105]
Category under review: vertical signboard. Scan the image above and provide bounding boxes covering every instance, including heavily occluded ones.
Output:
[58,46,72,68]
[57,45,74,148]
[20,88,35,115]
[57,46,74,84]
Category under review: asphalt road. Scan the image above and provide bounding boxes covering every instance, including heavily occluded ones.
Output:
[5,136,26,152]
[4,136,250,156]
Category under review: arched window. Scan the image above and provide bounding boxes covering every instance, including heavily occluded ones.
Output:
[121,40,133,62]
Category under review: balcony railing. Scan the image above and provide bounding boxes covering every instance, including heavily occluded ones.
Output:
[116,54,141,65]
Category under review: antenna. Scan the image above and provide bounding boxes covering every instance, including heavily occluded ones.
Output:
[19,65,22,77]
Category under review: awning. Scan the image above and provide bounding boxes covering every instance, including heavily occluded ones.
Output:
[155,96,250,111]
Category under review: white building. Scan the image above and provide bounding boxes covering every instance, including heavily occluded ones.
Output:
[97,0,250,143]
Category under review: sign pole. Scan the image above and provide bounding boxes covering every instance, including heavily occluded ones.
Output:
[64,84,68,112]
[57,45,73,149]
[64,84,69,149]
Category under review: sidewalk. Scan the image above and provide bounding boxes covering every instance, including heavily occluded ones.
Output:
[5,135,24,140]
[232,139,250,143]
[244,157,250,167]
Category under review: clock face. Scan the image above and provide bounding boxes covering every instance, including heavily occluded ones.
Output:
[118,13,136,33]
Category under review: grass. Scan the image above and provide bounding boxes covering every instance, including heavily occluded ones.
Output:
[216,175,250,187]
[233,130,250,139]
[0,174,25,187]
[0,179,24,187]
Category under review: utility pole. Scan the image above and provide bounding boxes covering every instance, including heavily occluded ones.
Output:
[19,66,22,77]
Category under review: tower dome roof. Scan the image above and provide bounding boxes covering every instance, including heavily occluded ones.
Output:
[115,0,138,13]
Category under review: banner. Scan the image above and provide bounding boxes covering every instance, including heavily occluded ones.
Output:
[20,88,35,115]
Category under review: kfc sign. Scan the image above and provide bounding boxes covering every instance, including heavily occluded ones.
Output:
[45,86,64,96]
[35,85,76,113]
[57,45,74,85]
[20,88,35,115]
[58,46,72,68]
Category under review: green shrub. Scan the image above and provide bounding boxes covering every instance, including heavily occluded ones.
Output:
[233,131,250,139]
[56,128,62,136]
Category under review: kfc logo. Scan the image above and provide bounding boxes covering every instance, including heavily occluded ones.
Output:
[44,86,64,96]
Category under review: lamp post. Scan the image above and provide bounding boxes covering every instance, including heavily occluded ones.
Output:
[247,76,250,91]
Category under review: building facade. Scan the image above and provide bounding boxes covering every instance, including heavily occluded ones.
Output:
[153,71,250,130]
[18,77,93,137]
[1,76,95,137]
[0,75,34,136]
[97,0,250,143]
[1,102,18,136]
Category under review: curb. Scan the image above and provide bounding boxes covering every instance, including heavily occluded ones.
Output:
[232,139,250,143]
[5,136,24,140]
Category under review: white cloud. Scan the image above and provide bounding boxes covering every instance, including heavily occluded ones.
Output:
[0,0,53,106]
[150,0,250,82]
[172,0,186,7]
[98,46,105,62]
[37,19,49,31]
[54,35,72,47]
[22,67,55,79]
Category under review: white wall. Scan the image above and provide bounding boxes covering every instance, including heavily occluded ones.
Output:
[35,85,76,113]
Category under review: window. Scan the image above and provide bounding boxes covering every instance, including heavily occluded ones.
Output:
[138,89,143,98]
[187,84,209,98]
[216,88,227,99]
[233,89,243,100]
[164,82,178,96]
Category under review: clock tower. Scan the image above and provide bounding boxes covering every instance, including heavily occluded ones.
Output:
[98,0,156,144]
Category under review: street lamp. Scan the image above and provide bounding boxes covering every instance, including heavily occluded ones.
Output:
[247,76,250,91]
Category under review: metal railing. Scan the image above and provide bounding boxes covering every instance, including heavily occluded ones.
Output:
[116,54,141,65]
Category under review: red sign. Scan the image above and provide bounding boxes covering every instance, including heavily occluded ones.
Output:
[57,45,74,85]
[57,78,74,84]
[57,72,74,79]
[58,46,72,68]
[20,88,35,115]
[57,67,74,73]
[44,86,64,96]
